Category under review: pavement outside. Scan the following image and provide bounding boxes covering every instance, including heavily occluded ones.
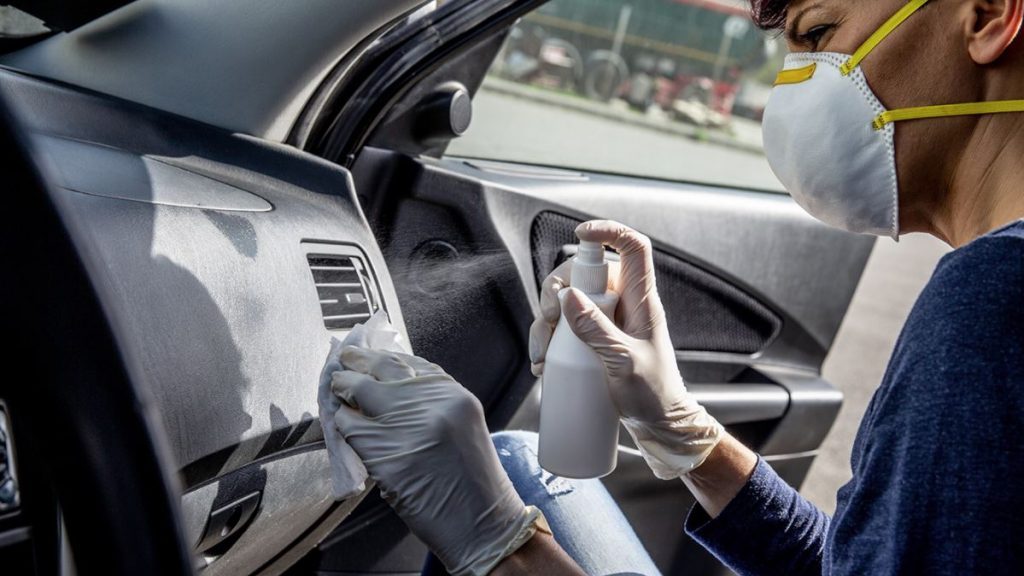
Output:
[453,78,953,514]
[807,233,949,513]
[479,76,767,154]
[451,79,780,191]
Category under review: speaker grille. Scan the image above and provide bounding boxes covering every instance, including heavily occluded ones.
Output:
[530,212,781,354]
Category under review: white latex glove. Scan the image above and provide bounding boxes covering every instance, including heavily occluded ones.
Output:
[332,346,544,576]
[529,220,724,478]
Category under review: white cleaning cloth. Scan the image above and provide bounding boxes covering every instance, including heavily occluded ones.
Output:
[318,310,409,500]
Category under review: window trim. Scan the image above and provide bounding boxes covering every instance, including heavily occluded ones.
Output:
[293,0,549,168]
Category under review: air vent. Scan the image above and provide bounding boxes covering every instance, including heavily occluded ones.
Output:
[307,253,380,330]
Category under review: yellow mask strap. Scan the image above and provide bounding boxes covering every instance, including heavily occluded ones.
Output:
[873,100,1024,130]
[774,63,817,86]
[840,0,932,76]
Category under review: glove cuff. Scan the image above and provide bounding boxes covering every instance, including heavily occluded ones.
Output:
[456,506,549,576]
[623,412,725,479]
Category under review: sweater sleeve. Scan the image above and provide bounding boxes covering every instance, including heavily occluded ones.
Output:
[685,457,829,576]
[686,224,1024,575]
[826,232,1024,574]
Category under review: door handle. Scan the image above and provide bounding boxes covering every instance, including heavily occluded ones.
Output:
[197,490,261,553]
[688,383,789,425]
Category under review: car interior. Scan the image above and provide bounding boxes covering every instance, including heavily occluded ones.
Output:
[0,1,876,574]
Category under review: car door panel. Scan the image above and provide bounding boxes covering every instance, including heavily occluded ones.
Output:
[440,156,866,571]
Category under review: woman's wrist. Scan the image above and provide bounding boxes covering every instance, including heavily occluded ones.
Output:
[490,530,585,576]
[681,433,758,518]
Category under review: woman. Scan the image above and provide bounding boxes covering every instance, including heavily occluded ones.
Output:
[331,0,1024,573]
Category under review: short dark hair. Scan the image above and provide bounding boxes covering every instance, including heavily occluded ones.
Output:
[750,0,789,31]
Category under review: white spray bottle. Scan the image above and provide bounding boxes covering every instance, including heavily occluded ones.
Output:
[538,240,621,479]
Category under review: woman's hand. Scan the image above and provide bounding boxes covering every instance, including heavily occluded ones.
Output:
[332,347,554,576]
[529,220,725,477]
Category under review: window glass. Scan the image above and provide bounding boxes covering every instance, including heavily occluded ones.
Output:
[447,0,786,191]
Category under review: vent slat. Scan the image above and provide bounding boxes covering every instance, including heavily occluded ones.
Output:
[307,253,378,331]
[319,298,372,318]
[324,313,372,321]
[311,267,360,284]
[314,282,363,288]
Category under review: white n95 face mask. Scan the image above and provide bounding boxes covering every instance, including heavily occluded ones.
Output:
[763,52,898,238]
[761,0,1024,239]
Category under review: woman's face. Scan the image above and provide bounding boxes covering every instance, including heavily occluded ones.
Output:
[780,0,985,234]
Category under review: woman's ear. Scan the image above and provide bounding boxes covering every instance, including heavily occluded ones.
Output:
[967,0,1024,64]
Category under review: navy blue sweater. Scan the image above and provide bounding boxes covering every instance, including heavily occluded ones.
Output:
[685,220,1024,575]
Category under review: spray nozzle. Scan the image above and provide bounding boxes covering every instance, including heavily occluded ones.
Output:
[571,240,609,294]
[576,241,605,266]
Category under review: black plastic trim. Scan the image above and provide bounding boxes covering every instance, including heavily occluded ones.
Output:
[300,0,547,166]
[287,5,426,149]
[9,0,127,32]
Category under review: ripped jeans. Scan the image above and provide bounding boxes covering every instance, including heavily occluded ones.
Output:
[491,431,661,576]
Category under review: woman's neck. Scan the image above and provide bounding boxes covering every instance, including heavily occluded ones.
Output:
[935,112,1024,247]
